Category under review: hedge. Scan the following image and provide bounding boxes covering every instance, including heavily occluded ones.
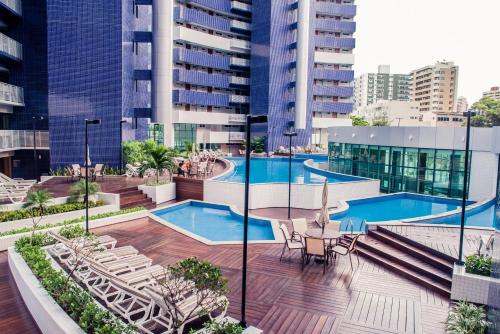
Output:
[0,201,104,223]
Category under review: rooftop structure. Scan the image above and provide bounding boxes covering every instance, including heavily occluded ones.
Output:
[483,86,500,100]
[356,100,421,126]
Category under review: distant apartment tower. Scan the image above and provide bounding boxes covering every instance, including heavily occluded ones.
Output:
[354,65,411,112]
[483,86,500,100]
[455,96,468,113]
[410,61,458,113]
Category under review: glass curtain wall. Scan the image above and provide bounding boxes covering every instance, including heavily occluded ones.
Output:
[329,142,470,198]
[174,124,197,150]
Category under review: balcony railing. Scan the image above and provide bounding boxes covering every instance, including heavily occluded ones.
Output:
[231,1,251,13]
[0,0,22,15]
[0,32,22,60]
[230,39,250,52]
[229,76,249,85]
[228,114,246,123]
[229,95,249,104]
[0,82,24,106]
[230,20,251,31]
[229,131,245,141]
[230,57,250,67]
[0,130,49,152]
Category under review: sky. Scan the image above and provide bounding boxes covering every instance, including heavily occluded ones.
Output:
[354,0,500,104]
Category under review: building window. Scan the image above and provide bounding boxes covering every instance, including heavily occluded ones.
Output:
[174,124,197,150]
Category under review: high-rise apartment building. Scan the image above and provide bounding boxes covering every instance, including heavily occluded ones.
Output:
[43,0,357,169]
[456,96,468,113]
[410,61,458,113]
[354,65,411,112]
[483,86,500,100]
[0,0,50,178]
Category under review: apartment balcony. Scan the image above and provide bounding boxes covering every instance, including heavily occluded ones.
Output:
[0,32,22,61]
[229,131,245,141]
[230,20,251,34]
[312,102,353,114]
[174,6,231,34]
[315,19,356,34]
[207,131,245,144]
[313,86,353,98]
[315,3,357,17]
[314,69,354,82]
[0,130,49,153]
[0,82,23,106]
[173,48,232,71]
[173,90,232,108]
[229,76,249,86]
[228,113,246,123]
[187,0,232,16]
[231,1,251,15]
[314,51,354,65]
[229,56,250,68]
[0,0,22,16]
[229,94,249,104]
[230,39,250,52]
[176,110,246,125]
[315,36,355,49]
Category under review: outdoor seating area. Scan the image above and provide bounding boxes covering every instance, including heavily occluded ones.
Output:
[66,163,105,182]
[47,230,229,333]
[0,172,36,203]
[176,149,224,179]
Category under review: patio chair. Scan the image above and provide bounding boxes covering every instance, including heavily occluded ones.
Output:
[93,163,105,181]
[325,220,342,247]
[478,234,494,256]
[302,237,329,274]
[198,161,208,177]
[0,186,27,203]
[206,162,216,176]
[71,164,81,178]
[188,164,198,178]
[279,224,304,262]
[328,234,360,271]
[291,218,308,242]
[125,164,139,177]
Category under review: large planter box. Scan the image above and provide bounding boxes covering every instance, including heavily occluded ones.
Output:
[0,193,120,234]
[139,183,176,204]
[0,209,148,251]
[451,264,500,307]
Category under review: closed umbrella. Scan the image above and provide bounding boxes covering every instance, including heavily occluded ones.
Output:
[86,144,91,167]
[317,179,330,232]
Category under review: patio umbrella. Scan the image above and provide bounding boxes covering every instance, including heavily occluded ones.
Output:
[86,144,91,167]
[317,179,330,231]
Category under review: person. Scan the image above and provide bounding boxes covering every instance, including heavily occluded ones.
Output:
[177,162,187,177]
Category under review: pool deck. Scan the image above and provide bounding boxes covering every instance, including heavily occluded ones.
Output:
[88,217,449,333]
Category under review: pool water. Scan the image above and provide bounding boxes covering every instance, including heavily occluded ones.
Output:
[152,201,275,242]
[216,157,361,184]
[332,194,464,232]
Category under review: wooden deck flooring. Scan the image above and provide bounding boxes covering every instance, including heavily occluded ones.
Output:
[90,218,450,333]
[381,225,493,259]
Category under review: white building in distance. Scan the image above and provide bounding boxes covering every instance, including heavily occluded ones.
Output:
[356,100,421,126]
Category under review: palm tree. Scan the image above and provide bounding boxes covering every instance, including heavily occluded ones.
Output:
[69,180,101,203]
[140,145,177,184]
[23,190,52,242]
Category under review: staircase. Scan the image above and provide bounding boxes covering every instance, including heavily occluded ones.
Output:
[117,186,156,210]
[356,225,455,297]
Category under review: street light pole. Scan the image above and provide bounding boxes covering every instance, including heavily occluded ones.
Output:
[240,114,267,328]
[119,120,126,175]
[457,110,474,265]
[85,119,101,234]
[284,122,297,220]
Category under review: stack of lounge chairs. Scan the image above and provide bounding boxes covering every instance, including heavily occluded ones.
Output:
[48,232,228,334]
[0,172,36,203]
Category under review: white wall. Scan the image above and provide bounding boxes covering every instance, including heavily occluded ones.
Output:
[469,151,499,201]
[315,52,354,65]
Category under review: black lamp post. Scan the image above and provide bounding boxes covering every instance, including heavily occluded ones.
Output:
[283,122,297,220]
[240,114,267,328]
[457,110,475,265]
[85,119,101,234]
[32,116,44,181]
[119,120,127,175]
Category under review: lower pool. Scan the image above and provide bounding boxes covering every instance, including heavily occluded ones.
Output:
[151,201,275,243]
[332,193,466,232]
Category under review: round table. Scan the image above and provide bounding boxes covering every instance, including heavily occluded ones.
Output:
[305,228,341,240]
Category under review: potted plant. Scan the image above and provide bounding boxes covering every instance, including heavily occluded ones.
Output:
[451,254,499,305]
[138,144,177,203]
[446,301,489,334]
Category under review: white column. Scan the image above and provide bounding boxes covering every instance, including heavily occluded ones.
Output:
[294,0,311,130]
[152,0,174,146]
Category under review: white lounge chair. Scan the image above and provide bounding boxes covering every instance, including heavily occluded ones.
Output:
[0,172,36,187]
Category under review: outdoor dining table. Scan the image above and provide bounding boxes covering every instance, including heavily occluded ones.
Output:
[305,228,341,240]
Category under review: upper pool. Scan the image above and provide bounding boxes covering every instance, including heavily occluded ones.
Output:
[216,157,363,184]
[151,201,276,243]
[332,193,466,232]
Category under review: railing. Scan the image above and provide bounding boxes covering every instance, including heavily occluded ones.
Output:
[230,57,250,67]
[0,32,22,60]
[231,1,251,12]
[228,114,246,123]
[229,131,245,141]
[230,76,249,85]
[0,0,22,15]
[230,39,250,51]
[229,95,249,103]
[0,130,49,152]
[0,82,24,106]
[230,20,251,31]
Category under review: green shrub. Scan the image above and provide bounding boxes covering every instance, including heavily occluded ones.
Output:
[15,235,134,334]
[192,320,244,334]
[446,301,489,334]
[465,255,492,277]
[59,225,87,239]
[69,180,101,203]
[0,206,145,237]
[0,201,103,223]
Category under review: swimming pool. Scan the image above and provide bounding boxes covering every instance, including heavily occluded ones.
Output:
[151,201,276,243]
[216,157,363,184]
[332,193,466,232]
